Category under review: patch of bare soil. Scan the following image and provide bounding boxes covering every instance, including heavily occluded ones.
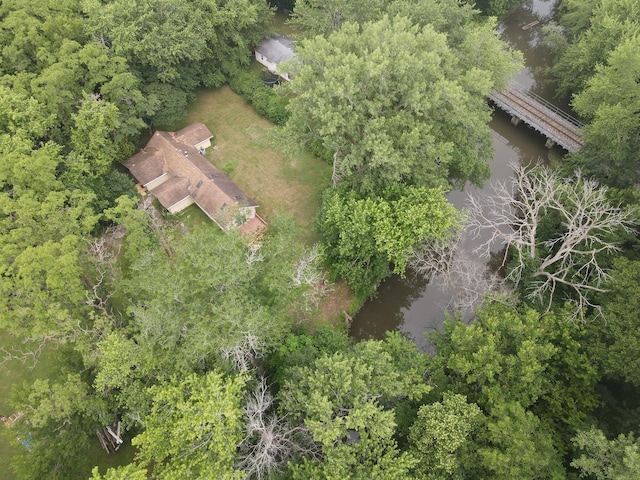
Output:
[316,280,357,327]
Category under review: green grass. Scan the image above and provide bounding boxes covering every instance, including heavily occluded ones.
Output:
[182,86,332,237]
[272,11,301,37]
[0,332,62,480]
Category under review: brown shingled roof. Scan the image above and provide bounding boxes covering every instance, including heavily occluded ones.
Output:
[123,146,165,186]
[174,122,213,147]
[124,123,264,234]
[152,177,190,209]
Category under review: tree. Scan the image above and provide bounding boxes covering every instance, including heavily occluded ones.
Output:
[467,164,634,320]
[278,333,429,478]
[0,0,86,76]
[284,15,521,196]
[571,428,640,480]
[289,0,385,36]
[583,258,640,386]
[83,0,273,125]
[386,0,479,48]
[570,35,640,188]
[91,218,322,425]
[473,0,522,16]
[132,371,246,480]
[429,303,574,478]
[552,0,640,97]
[409,393,483,479]
[316,185,458,296]
[409,222,514,317]
[90,464,148,480]
[237,377,301,480]
[8,372,111,479]
[477,401,565,479]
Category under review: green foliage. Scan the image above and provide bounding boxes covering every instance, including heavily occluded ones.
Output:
[229,70,290,125]
[317,185,457,296]
[569,35,640,188]
[7,372,110,479]
[431,305,557,409]
[289,0,385,36]
[553,0,640,97]
[571,428,640,480]
[428,302,605,477]
[474,0,523,16]
[266,324,352,387]
[90,464,148,480]
[132,371,246,479]
[103,195,156,266]
[83,0,273,126]
[386,0,479,47]
[279,333,428,478]
[585,258,640,386]
[409,393,483,479]
[112,228,290,375]
[284,15,521,196]
[477,401,565,479]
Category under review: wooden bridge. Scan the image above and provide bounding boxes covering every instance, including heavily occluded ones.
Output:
[489,84,584,152]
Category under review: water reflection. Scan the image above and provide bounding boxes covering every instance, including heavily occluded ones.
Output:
[350,270,430,346]
[351,110,562,352]
[350,0,568,350]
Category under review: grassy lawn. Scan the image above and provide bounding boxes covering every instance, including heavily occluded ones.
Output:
[182,86,331,237]
[0,335,137,480]
[181,86,357,322]
[272,11,301,37]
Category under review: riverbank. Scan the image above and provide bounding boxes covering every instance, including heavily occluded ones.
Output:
[350,0,568,350]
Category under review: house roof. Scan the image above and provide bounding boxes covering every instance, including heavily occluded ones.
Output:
[256,35,296,64]
[123,147,165,185]
[124,124,260,230]
[174,122,213,147]
[152,176,190,209]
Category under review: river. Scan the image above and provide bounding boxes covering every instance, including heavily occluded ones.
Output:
[350,0,567,351]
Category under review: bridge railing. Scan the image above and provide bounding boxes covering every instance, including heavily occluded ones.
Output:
[510,84,584,128]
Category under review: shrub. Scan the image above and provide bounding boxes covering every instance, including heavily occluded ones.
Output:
[229,71,290,126]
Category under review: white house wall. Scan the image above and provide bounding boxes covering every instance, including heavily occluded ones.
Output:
[167,196,195,214]
[194,138,212,151]
[145,173,169,190]
[255,52,278,74]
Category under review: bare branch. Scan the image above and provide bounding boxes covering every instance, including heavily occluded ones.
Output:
[238,377,320,479]
[410,222,515,319]
[467,164,635,320]
[246,243,265,267]
[220,331,267,373]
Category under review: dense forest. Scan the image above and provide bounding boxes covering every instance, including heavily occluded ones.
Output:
[0,0,639,478]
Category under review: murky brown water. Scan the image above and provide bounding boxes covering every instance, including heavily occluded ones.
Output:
[350,0,567,350]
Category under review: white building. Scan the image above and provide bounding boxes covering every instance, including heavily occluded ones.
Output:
[254,35,296,82]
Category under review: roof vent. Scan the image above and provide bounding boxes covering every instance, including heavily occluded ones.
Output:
[196,180,203,188]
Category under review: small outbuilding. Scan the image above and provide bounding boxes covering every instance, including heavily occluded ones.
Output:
[124,122,267,235]
[254,35,296,82]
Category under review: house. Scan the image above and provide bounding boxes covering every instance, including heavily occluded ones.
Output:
[255,35,296,82]
[124,122,267,235]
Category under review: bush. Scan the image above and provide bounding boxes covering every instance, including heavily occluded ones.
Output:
[229,71,290,126]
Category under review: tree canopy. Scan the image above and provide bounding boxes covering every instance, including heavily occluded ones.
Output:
[284,14,521,196]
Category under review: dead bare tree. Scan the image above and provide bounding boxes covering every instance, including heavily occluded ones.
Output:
[410,224,515,319]
[467,164,635,320]
[238,377,319,480]
[290,244,330,314]
[220,330,267,372]
[238,378,293,479]
[246,242,265,267]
